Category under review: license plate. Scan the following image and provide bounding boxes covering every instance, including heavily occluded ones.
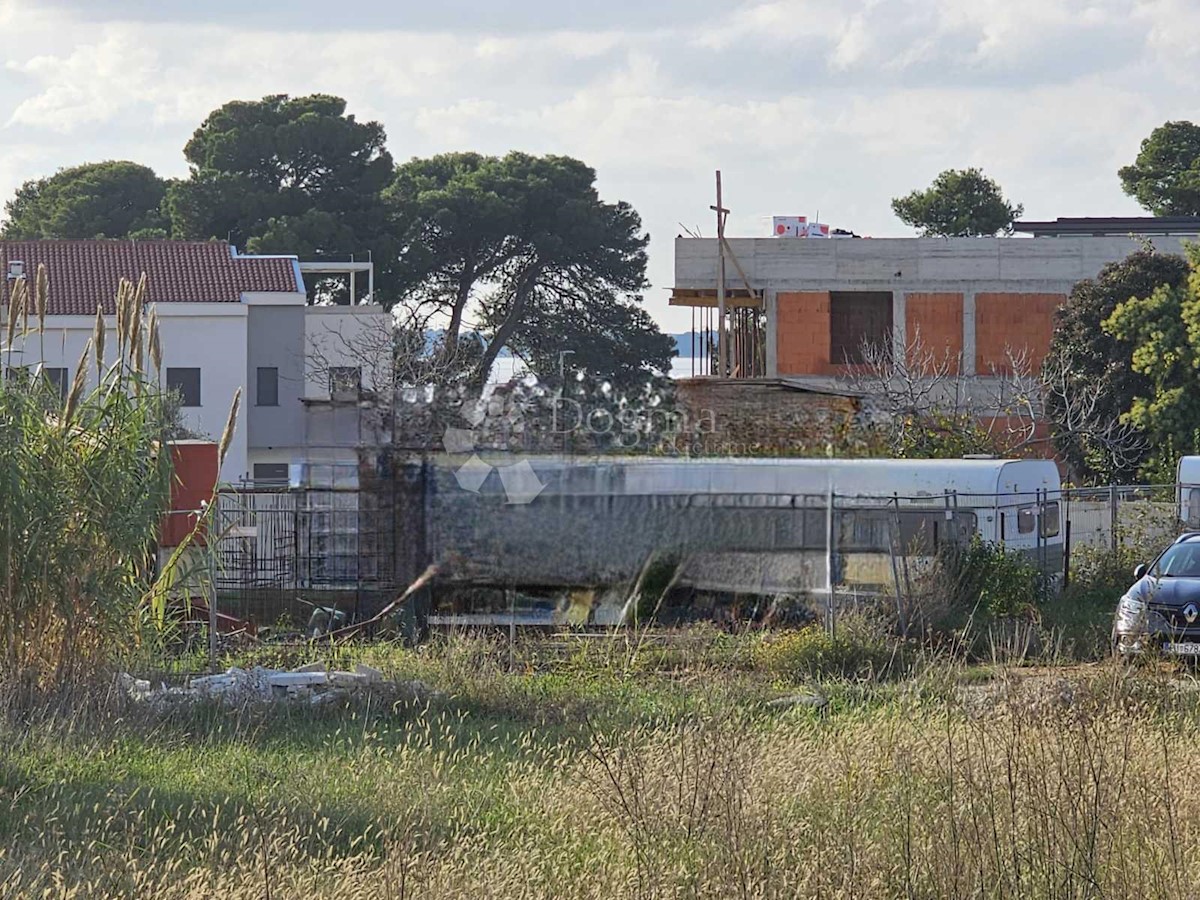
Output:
[1166,642,1200,655]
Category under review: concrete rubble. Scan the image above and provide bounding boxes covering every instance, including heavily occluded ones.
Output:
[117,663,436,708]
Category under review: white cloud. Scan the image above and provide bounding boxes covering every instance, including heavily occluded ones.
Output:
[0,0,1192,329]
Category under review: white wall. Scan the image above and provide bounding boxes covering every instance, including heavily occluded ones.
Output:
[154,304,249,482]
[6,306,251,483]
[675,234,1198,292]
[303,305,392,398]
[8,301,391,484]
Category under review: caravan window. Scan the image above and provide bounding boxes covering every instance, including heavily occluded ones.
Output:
[1017,506,1036,534]
[1040,502,1060,538]
[838,509,977,553]
[1189,488,1200,527]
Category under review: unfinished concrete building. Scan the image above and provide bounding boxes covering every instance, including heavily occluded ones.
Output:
[671,217,1200,386]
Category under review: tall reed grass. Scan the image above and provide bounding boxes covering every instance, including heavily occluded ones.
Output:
[0,270,206,689]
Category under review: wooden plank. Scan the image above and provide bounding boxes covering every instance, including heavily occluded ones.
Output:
[669,292,762,309]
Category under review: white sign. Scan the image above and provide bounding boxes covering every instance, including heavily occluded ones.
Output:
[772,216,834,238]
[772,215,807,238]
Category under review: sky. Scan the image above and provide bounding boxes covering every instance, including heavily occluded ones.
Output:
[0,0,1197,330]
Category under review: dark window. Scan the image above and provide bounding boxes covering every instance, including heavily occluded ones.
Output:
[1017,506,1036,534]
[166,367,201,407]
[253,462,289,484]
[6,367,68,399]
[329,366,361,395]
[42,367,68,401]
[256,367,279,406]
[838,508,976,553]
[829,291,893,365]
[1040,502,1060,538]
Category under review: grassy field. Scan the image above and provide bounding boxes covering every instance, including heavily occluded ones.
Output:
[3,631,1200,899]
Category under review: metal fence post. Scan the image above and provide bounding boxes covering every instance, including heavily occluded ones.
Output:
[507,585,516,672]
[888,494,906,637]
[826,484,836,639]
[208,504,219,675]
[1110,483,1119,552]
[1063,488,1071,589]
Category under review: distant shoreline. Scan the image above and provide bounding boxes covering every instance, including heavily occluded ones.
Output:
[489,355,699,383]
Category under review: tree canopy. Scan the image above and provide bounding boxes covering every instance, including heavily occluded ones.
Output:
[1,161,169,240]
[0,95,674,385]
[1103,246,1200,481]
[470,153,670,385]
[891,168,1023,237]
[384,152,520,349]
[1046,249,1189,483]
[1119,120,1200,216]
[387,151,672,384]
[166,93,395,280]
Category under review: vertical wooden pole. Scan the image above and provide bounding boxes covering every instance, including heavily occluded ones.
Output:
[714,171,728,377]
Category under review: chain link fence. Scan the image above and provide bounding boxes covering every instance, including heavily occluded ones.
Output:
[192,466,1195,635]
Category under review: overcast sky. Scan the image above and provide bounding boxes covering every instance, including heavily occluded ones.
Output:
[1,0,1196,329]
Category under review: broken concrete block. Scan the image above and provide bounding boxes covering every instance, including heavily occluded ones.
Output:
[328,671,369,689]
[354,663,385,684]
[117,673,152,695]
[267,671,329,687]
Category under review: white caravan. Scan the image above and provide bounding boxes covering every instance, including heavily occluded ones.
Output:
[1179,456,1200,526]
[610,456,1062,549]
[430,455,1064,598]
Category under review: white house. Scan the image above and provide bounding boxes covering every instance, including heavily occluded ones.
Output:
[0,240,389,483]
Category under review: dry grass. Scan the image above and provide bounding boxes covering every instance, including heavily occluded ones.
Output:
[2,635,1200,898]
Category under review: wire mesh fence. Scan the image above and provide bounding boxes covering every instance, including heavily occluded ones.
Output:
[188,466,1195,635]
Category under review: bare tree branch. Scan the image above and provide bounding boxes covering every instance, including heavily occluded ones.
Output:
[841,330,1147,469]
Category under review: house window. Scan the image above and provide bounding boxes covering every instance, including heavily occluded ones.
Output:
[5,366,67,399]
[42,367,68,401]
[256,367,279,406]
[166,367,201,407]
[829,291,893,365]
[253,462,289,484]
[4,366,30,387]
[329,366,361,395]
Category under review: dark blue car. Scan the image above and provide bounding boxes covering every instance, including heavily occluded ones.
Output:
[1114,533,1200,656]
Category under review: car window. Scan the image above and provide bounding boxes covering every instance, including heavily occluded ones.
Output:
[1154,543,1200,577]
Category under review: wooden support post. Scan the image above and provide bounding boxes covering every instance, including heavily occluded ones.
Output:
[711,171,729,377]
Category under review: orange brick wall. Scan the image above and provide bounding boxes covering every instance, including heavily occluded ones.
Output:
[975,293,1064,374]
[776,291,832,375]
[905,292,963,373]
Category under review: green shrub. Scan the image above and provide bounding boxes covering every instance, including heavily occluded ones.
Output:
[1038,544,1142,660]
[752,615,898,681]
[907,538,1050,660]
[949,537,1045,619]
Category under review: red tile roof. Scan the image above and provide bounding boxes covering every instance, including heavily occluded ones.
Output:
[0,240,300,315]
